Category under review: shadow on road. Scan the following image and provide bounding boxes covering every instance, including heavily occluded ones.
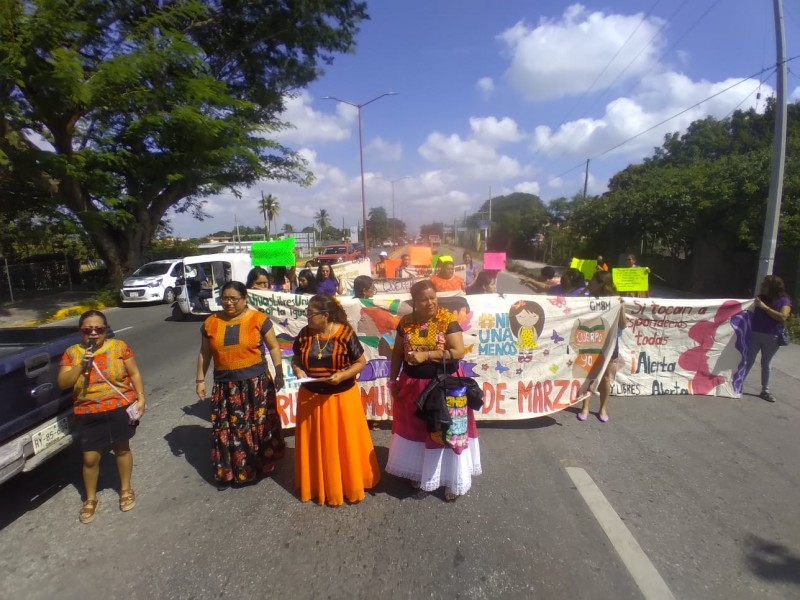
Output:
[744,535,800,585]
[0,446,81,531]
[479,415,560,430]
[164,424,217,486]
[369,445,436,501]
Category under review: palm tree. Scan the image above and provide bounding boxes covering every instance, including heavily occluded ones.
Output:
[282,223,295,234]
[258,192,279,239]
[314,209,331,235]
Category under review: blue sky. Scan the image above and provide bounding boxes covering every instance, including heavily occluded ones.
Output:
[170,0,800,239]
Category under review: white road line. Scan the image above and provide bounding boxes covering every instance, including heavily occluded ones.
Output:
[566,467,676,600]
[113,326,133,333]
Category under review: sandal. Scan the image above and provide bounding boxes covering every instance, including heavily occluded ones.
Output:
[119,489,136,512]
[79,499,99,524]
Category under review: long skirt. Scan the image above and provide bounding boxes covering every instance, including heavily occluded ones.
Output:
[210,372,285,484]
[295,384,381,506]
[386,371,481,497]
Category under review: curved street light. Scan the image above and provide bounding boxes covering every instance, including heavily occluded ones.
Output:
[322,92,397,254]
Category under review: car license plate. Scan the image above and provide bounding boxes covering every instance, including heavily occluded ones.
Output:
[31,416,70,454]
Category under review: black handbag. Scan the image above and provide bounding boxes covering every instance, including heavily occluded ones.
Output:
[778,326,790,347]
[414,353,484,420]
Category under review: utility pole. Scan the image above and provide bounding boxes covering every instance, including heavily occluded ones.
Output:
[756,0,788,288]
[583,159,590,197]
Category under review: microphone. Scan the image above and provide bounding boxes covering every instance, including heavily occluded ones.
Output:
[84,339,96,377]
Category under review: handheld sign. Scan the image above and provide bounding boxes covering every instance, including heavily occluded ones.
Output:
[384,258,401,278]
[483,252,506,271]
[570,257,597,281]
[408,245,433,267]
[251,239,296,267]
[612,267,649,292]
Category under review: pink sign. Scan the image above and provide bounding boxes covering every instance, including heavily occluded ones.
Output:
[483,252,506,270]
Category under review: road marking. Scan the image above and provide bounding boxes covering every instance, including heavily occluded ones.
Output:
[566,467,676,600]
[114,326,133,333]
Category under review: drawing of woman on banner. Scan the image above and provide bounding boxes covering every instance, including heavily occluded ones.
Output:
[509,300,545,362]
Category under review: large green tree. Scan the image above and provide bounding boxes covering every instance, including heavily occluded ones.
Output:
[0,0,368,283]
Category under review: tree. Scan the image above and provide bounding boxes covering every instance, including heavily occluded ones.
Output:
[0,0,368,283]
[314,209,331,233]
[282,223,295,234]
[366,206,390,243]
[258,193,279,238]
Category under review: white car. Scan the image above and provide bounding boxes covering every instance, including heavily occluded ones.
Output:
[382,240,393,248]
[119,259,182,304]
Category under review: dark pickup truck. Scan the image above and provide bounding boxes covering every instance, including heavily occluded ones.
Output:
[0,326,111,484]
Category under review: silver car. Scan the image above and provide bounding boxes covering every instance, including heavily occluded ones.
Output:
[119,259,182,304]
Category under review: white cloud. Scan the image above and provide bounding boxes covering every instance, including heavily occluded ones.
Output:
[513,181,541,195]
[469,116,524,145]
[274,91,355,145]
[476,77,495,97]
[366,137,403,160]
[791,86,800,102]
[418,132,528,180]
[499,4,665,101]
[531,72,774,159]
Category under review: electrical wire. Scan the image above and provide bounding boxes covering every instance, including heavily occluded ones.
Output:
[558,0,663,126]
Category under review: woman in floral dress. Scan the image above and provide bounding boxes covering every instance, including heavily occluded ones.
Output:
[386,279,481,501]
[196,281,285,488]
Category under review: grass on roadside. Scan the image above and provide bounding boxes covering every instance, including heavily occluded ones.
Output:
[30,287,119,325]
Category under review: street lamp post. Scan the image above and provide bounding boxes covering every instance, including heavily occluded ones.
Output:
[322,92,397,255]
[378,175,411,245]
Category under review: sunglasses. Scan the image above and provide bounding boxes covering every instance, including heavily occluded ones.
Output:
[81,326,107,334]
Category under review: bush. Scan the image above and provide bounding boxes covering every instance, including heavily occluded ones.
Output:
[786,313,800,343]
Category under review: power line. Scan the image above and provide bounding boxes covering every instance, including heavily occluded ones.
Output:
[559,0,663,126]
[591,62,787,161]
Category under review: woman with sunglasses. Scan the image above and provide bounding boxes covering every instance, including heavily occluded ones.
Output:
[291,294,380,506]
[196,281,286,489]
[57,310,146,524]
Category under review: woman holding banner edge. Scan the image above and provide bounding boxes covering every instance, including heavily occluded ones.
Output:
[386,279,481,501]
[578,271,627,423]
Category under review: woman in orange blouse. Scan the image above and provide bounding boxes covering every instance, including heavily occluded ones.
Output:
[430,257,465,292]
[58,310,146,524]
[291,294,380,506]
[196,281,286,488]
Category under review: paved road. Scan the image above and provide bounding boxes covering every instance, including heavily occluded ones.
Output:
[1,286,799,598]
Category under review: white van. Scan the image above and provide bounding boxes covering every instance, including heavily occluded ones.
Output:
[171,253,253,320]
[119,259,182,304]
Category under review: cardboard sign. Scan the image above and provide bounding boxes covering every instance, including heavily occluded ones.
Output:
[384,258,401,278]
[251,239,296,267]
[570,258,597,281]
[408,245,433,267]
[483,252,506,271]
[612,267,649,292]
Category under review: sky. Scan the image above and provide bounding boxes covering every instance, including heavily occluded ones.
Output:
[169,0,800,240]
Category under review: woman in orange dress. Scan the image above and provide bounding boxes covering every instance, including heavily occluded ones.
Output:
[291,294,380,505]
[430,257,465,292]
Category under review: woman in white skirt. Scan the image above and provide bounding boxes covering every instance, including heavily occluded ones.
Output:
[386,280,481,501]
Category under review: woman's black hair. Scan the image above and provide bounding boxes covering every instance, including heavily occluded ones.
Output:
[410,279,437,302]
[761,275,789,302]
[308,294,349,324]
[353,275,375,298]
[560,268,584,291]
[297,269,317,294]
[541,266,556,280]
[79,310,108,327]
[316,263,338,283]
[221,280,248,297]
[589,270,617,297]
[246,267,270,288]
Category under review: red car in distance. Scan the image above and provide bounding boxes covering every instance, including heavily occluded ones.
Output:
[316,243,362,265]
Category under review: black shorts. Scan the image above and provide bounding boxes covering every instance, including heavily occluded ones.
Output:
[74,405,137,452]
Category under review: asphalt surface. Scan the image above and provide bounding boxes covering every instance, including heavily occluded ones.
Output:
[1,252,799,599]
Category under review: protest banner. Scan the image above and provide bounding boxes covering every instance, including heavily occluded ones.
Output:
[330,259,372,293]
[570,257,597,281]
[612,267,649,292]
[613,297,753,397]
[483,252,506,271]
[245,290,753,428]
[251,238,295,267]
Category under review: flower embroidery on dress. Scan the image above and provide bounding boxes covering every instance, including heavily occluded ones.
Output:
[401,308,455,353]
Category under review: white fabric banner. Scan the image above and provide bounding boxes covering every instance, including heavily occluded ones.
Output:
[247,290,636,427]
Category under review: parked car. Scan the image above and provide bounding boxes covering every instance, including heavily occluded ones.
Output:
[382,240,393,248]
[316,243,362,265]
[0,326,115,484]
[119,259,182,305]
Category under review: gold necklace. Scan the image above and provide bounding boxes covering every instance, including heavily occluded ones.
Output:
[315,324,334,359]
